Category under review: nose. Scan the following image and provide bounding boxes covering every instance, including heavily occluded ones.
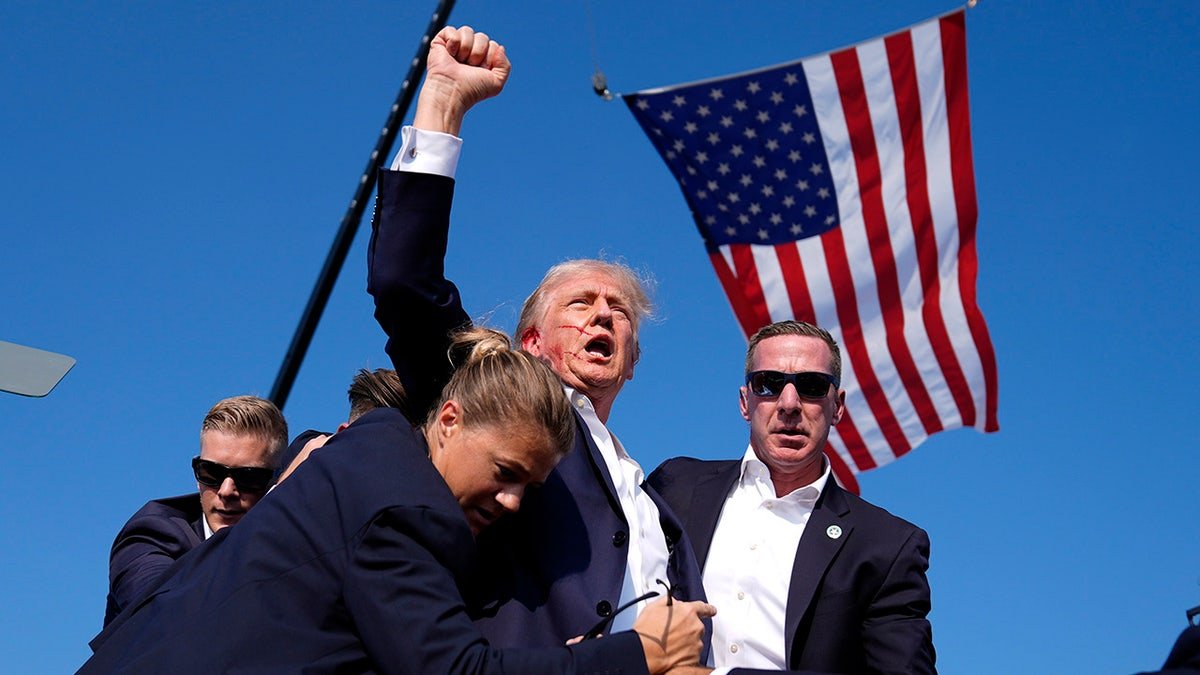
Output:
[590,298,614,327]
[217,476,239,499]
[777,383,803,413]
[496,486,524,514]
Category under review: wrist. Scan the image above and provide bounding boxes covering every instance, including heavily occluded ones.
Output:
[412,77,468,136]
[637,632,667,675]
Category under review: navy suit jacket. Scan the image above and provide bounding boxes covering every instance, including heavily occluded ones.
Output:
[84,409,649,674]
[368,169,707,646]
[648,457,936,675]
[103,493,204,626]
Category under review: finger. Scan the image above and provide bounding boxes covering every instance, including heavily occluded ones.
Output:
[302,434,330,453]
[686,601,718,619]
[434,25,458,55]
[486,41,511,75]
[465,30,490,66]
[454,26,476,61]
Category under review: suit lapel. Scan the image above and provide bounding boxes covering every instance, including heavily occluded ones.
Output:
[783,482,852,661]
[685,462,740,569]
[575,411,625,521]
[189,517,205,544]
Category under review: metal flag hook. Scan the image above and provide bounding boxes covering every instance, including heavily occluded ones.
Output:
[592,70,614,101]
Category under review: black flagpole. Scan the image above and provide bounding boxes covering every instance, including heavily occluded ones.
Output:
[269,0,457,409]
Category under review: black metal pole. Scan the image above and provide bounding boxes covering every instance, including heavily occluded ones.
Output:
[270,0,457,409]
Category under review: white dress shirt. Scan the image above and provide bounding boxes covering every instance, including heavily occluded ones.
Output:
[704,446,831,670]
[390,126,462,177]
[566,387,670,633]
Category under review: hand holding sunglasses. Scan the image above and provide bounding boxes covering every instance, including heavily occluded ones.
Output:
[192,457,275,494]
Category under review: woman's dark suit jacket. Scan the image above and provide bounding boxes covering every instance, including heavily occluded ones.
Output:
[83,408,647,674]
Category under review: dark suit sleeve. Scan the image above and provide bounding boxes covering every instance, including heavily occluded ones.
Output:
[107,513,199,622]
[368,169,472,423]
[344,506,650,675]
[860,527,936,675]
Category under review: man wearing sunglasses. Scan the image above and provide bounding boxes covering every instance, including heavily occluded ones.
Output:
[648,321,935,674]
[103,395,287,626]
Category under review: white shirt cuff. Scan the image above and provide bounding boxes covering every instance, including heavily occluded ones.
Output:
[390,126,462,178]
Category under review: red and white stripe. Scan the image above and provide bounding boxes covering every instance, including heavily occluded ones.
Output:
[710,11,999,492]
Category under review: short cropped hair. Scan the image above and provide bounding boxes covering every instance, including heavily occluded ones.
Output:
[200,396,289,468]
[745,320,842,382]
[347,369,407,423]
[430,327,575,456]
[515,259,654,342]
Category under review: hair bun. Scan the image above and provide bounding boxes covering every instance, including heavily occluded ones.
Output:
[447,326,513,369]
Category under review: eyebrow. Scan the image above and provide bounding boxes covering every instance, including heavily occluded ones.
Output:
[565,287,631,309]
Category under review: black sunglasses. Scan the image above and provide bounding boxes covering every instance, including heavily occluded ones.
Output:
[745,370,839,399]
[191,457,274,493]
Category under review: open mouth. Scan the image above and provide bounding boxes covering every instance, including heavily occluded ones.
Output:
[584,335,613,358]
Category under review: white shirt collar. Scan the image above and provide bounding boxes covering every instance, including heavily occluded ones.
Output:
[738,445,830,502]
[563,385,632,462]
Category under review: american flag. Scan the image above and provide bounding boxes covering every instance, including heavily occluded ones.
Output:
[624,10,998,492]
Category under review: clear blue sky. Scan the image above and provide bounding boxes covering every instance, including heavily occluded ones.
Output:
[2,2,1197,672]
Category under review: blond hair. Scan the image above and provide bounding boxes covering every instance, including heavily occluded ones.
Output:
[429,327,575,455]
[200,396,288,467]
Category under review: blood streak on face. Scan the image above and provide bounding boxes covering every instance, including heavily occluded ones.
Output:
[520,270,637,421]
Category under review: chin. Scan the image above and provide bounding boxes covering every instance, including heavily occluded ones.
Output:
[586,369,626,388]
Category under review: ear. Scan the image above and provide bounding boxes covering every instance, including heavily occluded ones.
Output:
[739,386,751,422]
[335,422,350,434]
[520,327,542,356]
[427,400,463,469]
[831,389,847,425]
[436,399,464,440]
[625,342,639,382]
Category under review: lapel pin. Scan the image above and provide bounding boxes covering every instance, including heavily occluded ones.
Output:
[826,525,843,540]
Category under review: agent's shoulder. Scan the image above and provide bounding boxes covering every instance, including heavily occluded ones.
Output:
[128,493,202,525]
[836,486,927,541]
[649,456,738,488]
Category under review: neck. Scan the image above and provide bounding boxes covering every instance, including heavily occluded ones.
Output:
[767,460,825,498]
[575,387,616,424]
[422,424,439,463]
[591,396,614,424]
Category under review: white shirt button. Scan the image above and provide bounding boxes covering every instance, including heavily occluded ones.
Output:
[749,543,758,550]
[730,644,739,654]
[737,591,745,600]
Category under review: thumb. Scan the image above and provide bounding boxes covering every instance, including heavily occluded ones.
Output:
[690,601,718,619]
